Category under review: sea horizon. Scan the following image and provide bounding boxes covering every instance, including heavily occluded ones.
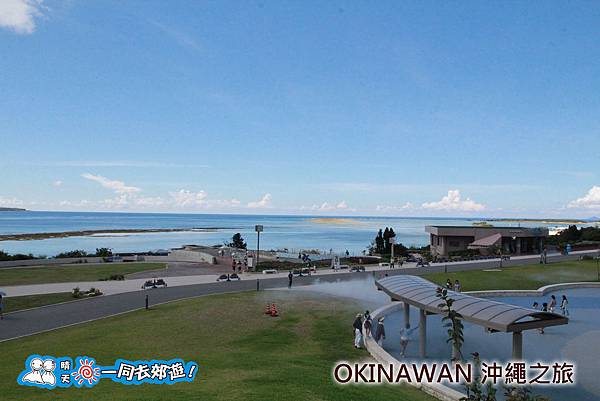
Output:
[0,210,594,257]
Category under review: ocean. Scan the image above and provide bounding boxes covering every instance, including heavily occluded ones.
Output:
[0,211,564,257]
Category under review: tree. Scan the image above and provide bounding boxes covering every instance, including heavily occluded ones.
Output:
[436,287,464,361]
[374,229,385,254]
[229,233,247,249]
[0,250,36,261]
[95,248,113,257]
[55,250,89,258]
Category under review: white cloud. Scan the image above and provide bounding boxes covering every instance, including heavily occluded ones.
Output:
[53,180,63,187]
[247,193,272,209]
[311,200,355,212]
[376,202,413,212]
[336,200,349,210]
[169,189,208,207]
[421,190,485,212]
[82,173,141,194]
[0,196,24,206]
[568,186,600,209]
[0,0,44,34]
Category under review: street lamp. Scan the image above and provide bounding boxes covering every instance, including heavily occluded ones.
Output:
[389,236,396,267]
[255,225,263,272]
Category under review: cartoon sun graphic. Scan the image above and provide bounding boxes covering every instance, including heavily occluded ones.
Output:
[71,358,101,386]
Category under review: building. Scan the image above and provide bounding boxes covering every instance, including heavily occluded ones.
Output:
[425,225,549,257]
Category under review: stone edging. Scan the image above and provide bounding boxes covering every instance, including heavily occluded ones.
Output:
[466,281,600,298]
[364,303,464,401]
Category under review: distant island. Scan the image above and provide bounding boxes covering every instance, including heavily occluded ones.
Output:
[0,227,225,242]
[0,207,27,212]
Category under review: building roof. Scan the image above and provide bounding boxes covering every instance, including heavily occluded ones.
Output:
[425,225,549,238]
[375,275,567,332]
[468,233,502,248]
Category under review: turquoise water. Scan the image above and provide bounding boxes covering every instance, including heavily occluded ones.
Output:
[0,211,562,256]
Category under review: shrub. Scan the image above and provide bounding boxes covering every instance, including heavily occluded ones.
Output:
[55,250,89,258]
[0,250,37,261]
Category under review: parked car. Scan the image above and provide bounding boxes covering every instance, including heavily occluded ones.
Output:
[351,266,366,272]
[141,278,168,289]
[217,274,241,282]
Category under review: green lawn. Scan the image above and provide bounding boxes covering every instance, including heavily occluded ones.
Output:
[423,259,600,291]
[3,292,74,313]
[0,291,434,401]
[0,263,166,286]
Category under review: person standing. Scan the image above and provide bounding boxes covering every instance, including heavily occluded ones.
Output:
[560,295,569,316]
[399,326,419,357]
[374,317,386,346]
[288,271,293,288]
[353,314,363,348]
[364,310,373,337]
[446,279,452,290]
[231,259,236,273]
[540,303,548,334]
[549,295,557,313]
[0,293,3,320]
[454,280,462,292]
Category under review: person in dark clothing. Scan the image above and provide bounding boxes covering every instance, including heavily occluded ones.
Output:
[364,310,373,337]
[288,271,293,288]
[446,279,452,290]
[374,317,386,346]
[540,302,548,334]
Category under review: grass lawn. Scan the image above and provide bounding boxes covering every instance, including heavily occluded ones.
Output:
[3,292,74,313]
[423,259,600,291]
[0,263,166,286]
[0,291,435,401]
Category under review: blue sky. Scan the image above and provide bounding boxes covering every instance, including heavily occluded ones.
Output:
[1,0,600,217]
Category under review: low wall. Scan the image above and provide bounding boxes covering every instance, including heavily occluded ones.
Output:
[365,303,464,401]
[168,250,217,264]
[468,281,600,298]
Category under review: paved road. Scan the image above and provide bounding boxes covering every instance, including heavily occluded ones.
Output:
[1,250,597,342]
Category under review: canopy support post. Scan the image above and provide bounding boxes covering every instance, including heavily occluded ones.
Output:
[512,331,523,360]
[419,308,427,358]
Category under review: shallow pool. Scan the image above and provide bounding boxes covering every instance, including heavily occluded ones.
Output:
[381,288,600,401]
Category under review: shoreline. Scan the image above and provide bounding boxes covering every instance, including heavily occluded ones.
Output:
[0,228,228,242]
[486,218,598,225]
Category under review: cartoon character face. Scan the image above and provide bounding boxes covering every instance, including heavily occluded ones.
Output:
[30,358,43,371]
[43,359,56,372]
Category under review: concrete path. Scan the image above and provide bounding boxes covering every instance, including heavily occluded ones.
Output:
[0,263,418,297]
